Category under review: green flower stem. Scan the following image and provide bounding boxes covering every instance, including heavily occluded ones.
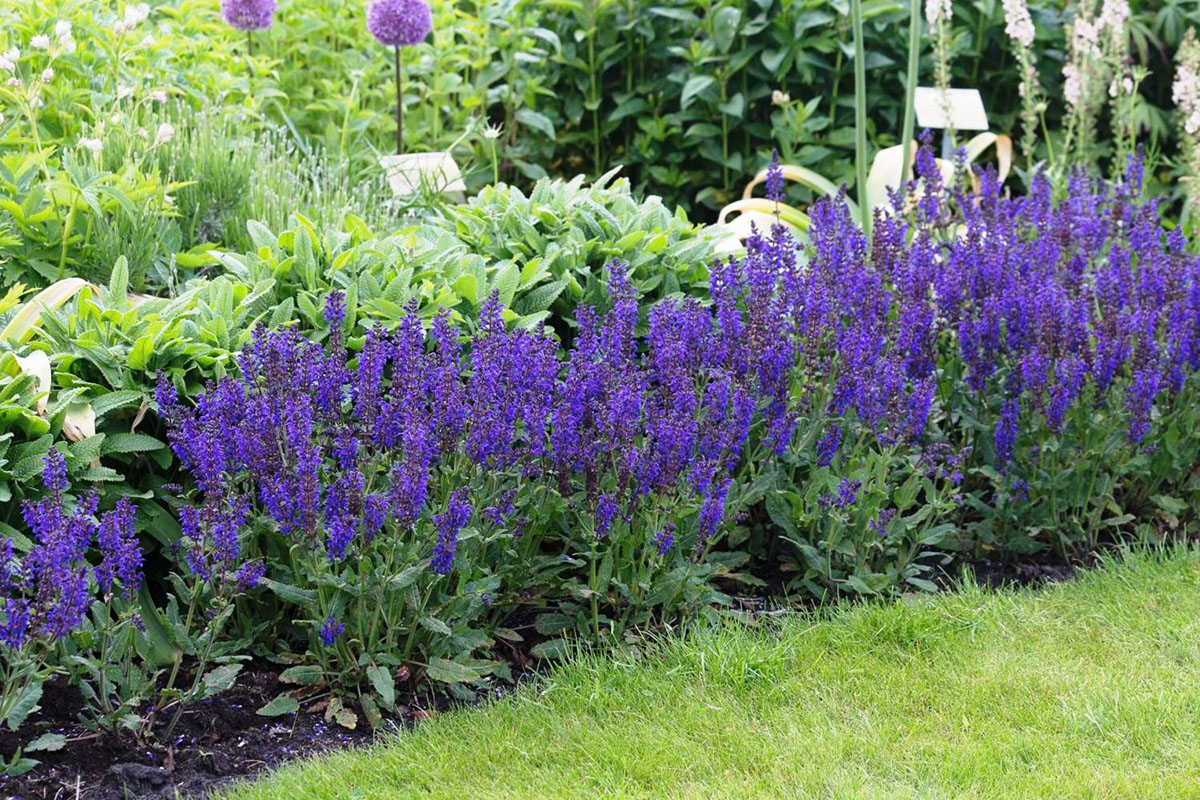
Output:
[899,0,921,195]
[395,45,404,156]
[850,0,871,240]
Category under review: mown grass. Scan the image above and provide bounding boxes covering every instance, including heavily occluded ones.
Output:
[220,549,1200,800]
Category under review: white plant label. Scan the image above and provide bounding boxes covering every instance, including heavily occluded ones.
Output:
[380,152,467,196]
[913,87,989,131]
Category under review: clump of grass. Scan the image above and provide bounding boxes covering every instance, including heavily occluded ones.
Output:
[217,547,1200,800]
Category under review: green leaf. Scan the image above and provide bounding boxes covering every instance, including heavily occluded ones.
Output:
[359,694,384,730]
[202,663,243,696]
[905,576,940,592]
[425,658,483,684]
[101,433,165,455]
[531,638,573,661]
[261,578,320,608]
[67,433,105,467]
[1153,495,1187,515]
[3,755,39,776]
[107,256,129,303]
[278,665,325,686]
[367,665,396,711]
[25,732,65,752]
[680,75,716,111]
[257,696,300,717]
[418,615,452,635]
[515,108,556,140]
[5,682,42,731]
[91,390,145,419]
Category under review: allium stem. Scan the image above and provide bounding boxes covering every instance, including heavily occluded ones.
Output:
[900,0,921,192]
[395,45,403,156]
[247,29,253,57]
[850,0,871,239]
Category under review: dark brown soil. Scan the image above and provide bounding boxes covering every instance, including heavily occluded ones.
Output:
[0,663,457,800]
[964,554,1084,590]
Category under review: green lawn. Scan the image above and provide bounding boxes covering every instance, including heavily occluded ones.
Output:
[220,550,1200,800]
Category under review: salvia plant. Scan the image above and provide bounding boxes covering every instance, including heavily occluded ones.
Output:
[0,451,141,774]
[152,148,1200,717]
[3,151,1197,751]
[153,233,809,714]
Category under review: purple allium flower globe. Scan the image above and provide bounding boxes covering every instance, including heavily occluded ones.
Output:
[367,0,433,47]
[220,0,277,31]
[367,0,432,154]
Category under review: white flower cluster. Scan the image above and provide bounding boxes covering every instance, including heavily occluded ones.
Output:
[0,21,76,109]
[924,0,952,26]
[1097,0,1130,34]
[1001,0,1035,48]
[1175,29,1200,206]
[113,3,150,37]
[1062,15,1101,109]
[0,47,18,73]
[1174,33,1200,135]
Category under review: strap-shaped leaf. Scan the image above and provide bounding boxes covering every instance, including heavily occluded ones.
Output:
[0,278,92,344]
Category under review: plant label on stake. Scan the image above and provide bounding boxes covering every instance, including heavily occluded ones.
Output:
[914,88,989,131]
[379,152,467,196]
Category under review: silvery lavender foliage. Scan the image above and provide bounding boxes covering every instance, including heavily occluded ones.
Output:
[1,451,141,650]
[367,0,432,47]
[220,0,276,31]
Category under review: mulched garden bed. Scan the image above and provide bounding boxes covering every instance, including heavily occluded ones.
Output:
[0,551,1091,800]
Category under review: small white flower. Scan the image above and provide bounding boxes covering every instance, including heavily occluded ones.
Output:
[0,57,13,73]
[79,137,102,154]
[6,76,22,89]
[55,20,72,39]
[2,47,20,69]
[41,67,54,83]
[139,34,155,48]
[771,89,791,106]
[136,127,148,140]
[483,123,503,140]
[1098,0,1130,33]
[113,20,127,36]
[30,35,51,50]
[117,84,135,100]
[150,89,167,103]
[1063,63,1082,109]
[124,3,150,27]
[925,0,952,26]
[1001,0,1035,48]
[153,122,174,146]
[110,112,122,124]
